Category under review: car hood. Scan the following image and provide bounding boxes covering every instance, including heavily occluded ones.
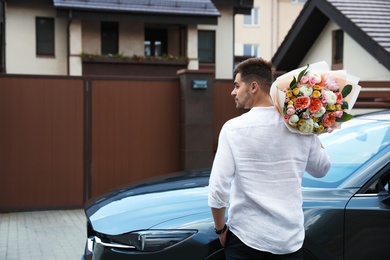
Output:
[88,186,210,235]
[85,171,211,235]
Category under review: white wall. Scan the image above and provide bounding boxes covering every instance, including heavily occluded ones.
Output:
[81,20,100,55]
[344,36,390,80]
[300,21,390,81]
[6,5,68,75]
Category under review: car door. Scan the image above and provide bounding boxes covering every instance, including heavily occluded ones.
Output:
[343,163,390,259]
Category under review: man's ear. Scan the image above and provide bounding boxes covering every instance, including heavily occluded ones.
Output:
[251,81,258,93]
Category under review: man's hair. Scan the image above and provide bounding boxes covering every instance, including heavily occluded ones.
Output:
[233,58,273,92]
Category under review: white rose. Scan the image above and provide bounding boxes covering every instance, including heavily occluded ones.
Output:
[299,118,314,133]
[314,106,326,117]
[323,90,337,105]
[288,114,299,124]
[299,84,313,96]
[306,70,322,83]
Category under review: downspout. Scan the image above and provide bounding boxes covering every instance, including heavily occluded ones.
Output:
[66,9,72,75]
[271,0,279,59]
[271,0,274,57]
[233,7,236,70]
[1,0,6,73]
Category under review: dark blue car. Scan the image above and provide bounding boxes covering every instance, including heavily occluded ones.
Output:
[83,110,390,260]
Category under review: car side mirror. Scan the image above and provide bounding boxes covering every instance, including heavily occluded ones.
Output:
[381,180,390,206]
[381,196,390,206]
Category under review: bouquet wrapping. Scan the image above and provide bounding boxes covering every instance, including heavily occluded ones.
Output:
[270,61,361,135]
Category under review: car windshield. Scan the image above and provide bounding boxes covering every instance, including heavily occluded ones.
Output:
[302,117,390,188]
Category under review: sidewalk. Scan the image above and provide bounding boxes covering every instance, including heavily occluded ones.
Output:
[0,209,86,260]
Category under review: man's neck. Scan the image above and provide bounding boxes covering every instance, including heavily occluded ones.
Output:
[252,94,273,107]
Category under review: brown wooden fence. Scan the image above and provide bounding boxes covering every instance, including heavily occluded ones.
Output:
[0,76,84,211]
[0,75,186,211]
[89,78,181,198]
[0,75,389,212]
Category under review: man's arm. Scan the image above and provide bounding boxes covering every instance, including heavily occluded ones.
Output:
[211,207,228,246]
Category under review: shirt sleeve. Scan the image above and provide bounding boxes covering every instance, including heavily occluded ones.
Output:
[305,135,331,178]
[208,123,236,208]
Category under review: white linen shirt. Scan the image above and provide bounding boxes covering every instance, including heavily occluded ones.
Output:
[208,106,330,254]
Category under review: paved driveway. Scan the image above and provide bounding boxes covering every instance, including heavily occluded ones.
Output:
[0,209,86,260]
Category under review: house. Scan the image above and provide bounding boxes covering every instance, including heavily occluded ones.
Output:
[271,0,390,109]
[272,0,390,79]
[0,0,253,79]
[234,0,306,62]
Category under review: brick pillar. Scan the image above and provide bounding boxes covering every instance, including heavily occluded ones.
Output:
[178,69,215,170]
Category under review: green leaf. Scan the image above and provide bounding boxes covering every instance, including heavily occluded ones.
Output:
[290,76,297,89]
[297,64,309,82]
[336,112,353,122]
[342,101,349,110]
[341,84,352,98]
[291,65,309,89]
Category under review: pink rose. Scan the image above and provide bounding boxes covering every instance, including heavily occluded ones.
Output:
[309,76,317,86]
[286,105,295,115]
[323,74,339,91]
[300,76,309,84]
[334,110,343,118]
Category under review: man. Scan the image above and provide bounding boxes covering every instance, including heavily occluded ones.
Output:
[208,58,330,259]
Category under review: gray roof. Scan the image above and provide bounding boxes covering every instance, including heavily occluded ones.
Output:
[53,0,220,17]
[272,0,390,71]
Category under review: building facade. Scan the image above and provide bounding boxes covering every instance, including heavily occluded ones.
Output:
[234,0,306,61]
[1,0,253,79]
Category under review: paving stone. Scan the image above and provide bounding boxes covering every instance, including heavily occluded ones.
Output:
[0,209,86,260]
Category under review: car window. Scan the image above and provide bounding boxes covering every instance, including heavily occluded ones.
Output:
[302,119,390,188]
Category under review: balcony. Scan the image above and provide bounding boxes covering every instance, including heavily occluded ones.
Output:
[81,54,189,77]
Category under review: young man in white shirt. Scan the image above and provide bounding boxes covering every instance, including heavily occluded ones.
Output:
[208,58,330,259]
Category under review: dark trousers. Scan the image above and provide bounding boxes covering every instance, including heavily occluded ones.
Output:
[224,230,304,260]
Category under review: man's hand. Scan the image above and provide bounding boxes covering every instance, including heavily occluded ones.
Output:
[218,225,229,247]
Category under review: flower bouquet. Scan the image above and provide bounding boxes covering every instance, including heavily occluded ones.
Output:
[270,61,361,135]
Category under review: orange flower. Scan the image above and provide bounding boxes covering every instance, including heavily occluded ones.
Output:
[308,97,323,113]
[335,92,343,104]
[322,112,336,127]
[294,96,310,109]
[312,90,321,98]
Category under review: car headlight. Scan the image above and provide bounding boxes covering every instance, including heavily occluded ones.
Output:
[95,230,197,252]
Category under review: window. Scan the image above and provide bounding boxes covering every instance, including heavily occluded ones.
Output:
[0,21,4,71]
[291,0,307,3]
[145,28,167,57]
[198,30,215,63]
[101,22,118,55]
[332,29,344,69]
[243,8,259,26]
[243,44,259,57]
[36,17,54,56]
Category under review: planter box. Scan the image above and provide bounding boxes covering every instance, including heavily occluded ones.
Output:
[82,57,188,77]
